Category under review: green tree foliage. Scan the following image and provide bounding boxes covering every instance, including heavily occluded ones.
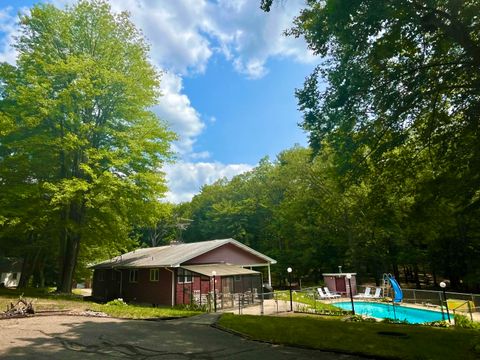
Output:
[181,140,479,289]
[0,1,174,292]
[255,0,480,289]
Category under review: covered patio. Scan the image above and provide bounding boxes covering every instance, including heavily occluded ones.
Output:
[176,264,263,310]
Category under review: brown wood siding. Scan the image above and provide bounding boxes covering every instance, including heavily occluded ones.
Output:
[185,243,267,265]
[121,268,173,306]
[92,269,121,300]
[93,268,173,306]
[324,275,357,295]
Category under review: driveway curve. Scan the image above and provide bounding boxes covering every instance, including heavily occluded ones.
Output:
[0,314,370,359]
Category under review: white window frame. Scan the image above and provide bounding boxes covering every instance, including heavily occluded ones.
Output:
[150,268,159,282]
[129,269,138,283]
[177,269,192,284]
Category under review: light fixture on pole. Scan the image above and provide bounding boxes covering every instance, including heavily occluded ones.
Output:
[346,273,355,315]
[287,267,293,312]
[212,270,217,313]
[440,281,450,323]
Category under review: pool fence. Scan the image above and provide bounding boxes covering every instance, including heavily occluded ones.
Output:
[208,285,480,321]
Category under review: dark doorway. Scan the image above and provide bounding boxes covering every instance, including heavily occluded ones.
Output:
[335,277,346,292]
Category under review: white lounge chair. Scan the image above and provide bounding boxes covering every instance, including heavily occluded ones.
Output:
[354,287,371,298]
[317,287,331,299]
[370,287,382,299]
[324,287,341,298]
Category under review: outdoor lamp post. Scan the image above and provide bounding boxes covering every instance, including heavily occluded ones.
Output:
[287,267,293,312]
[346,273,355,315]
[212,270,217,313]
[440,281,450,323]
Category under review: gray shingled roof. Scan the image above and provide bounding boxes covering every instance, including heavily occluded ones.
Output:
[91,238,276,269]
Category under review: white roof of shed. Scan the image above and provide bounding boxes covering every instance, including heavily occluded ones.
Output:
[91,238,276,269]
[322,273,357,276]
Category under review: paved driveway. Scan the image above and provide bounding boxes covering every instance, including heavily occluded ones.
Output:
[0,314,369,359]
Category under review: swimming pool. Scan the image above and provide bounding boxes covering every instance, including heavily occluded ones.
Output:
[334,301,448,324]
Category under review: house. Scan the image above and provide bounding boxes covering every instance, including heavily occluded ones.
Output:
[91,238,276,307]
[0,257,23,288]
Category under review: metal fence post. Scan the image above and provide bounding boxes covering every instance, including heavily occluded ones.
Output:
[261,291,264,316]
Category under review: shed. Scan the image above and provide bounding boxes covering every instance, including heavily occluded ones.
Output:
[323,273,357,296]
[0,257,23,288]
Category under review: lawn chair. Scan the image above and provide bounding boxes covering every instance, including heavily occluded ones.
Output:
[354,287,371,298]
[370,287,382,299]
[323,287,341,298]
[317,287,331,299]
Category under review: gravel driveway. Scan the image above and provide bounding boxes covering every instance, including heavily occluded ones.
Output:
[0,314,369,359]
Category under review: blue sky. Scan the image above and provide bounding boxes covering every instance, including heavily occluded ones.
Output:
[0,0,318,202]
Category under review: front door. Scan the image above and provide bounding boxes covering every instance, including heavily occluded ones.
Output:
[335,277,346,293]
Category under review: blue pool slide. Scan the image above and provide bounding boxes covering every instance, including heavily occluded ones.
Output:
[388,275,403,303]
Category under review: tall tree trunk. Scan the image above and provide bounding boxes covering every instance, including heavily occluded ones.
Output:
[18,246,41,288]
[57,199,85,293]
[413,264,421,289]
[18,252,31,288]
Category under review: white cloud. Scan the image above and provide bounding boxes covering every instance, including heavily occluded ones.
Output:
[164,161,253,203]
[153,72,204,156]
[0,7,19,64]
[109,0,213,75]
[204,0,315,78]
[113,0,314,78]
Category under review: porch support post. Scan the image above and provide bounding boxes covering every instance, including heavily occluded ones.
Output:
[267,263,272,286]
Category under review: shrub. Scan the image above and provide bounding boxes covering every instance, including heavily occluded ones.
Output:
[173,303,206,312]
[106,298,128,306]
[343,314,376,322]
[454,314,480,329]
[380,318,410,325]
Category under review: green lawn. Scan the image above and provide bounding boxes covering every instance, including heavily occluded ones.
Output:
[0,287,202,319]
[218,313,480,360]
[88,303,202,319]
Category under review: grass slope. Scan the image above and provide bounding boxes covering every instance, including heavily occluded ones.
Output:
[218,314,480,360]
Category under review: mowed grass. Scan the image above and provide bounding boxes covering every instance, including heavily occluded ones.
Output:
[218,313,480,360]
[0,287,202,319]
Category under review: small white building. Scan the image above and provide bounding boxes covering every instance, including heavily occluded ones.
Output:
[0,258,23,288]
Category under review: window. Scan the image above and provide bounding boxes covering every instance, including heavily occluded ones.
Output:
[150,269,159,282]
[12,273,17,280]
[129,269,138,283]
[98,270,104,281]
[177,268,192,283]
[111,271,116,281]
[234,275,241,282]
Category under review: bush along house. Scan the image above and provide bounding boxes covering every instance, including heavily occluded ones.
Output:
[91,239,276,308]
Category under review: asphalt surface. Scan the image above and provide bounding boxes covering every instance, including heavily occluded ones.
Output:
[0,313,370,359]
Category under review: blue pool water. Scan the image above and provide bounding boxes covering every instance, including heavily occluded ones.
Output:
[334,301,448,324]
